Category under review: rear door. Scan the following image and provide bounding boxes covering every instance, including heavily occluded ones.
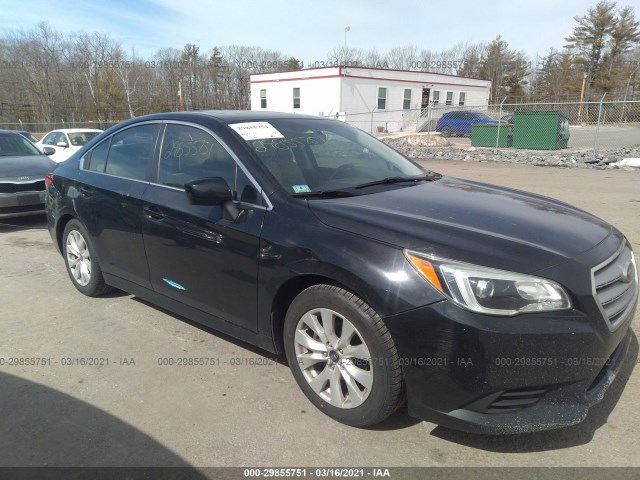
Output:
[141,122,266,332]
[460,113,476,135]
[75,122,161,289]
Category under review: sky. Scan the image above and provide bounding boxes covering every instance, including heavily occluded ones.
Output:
[0,0,619,64]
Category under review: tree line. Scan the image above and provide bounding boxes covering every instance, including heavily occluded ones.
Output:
[0,1,638,125]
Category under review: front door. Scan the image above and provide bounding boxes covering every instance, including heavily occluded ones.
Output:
[421,88,431,112]
[141,123,266,332]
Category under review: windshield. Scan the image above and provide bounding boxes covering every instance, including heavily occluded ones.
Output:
[234,119,426,195]
[68,131,101,146]
[0,133,42,156]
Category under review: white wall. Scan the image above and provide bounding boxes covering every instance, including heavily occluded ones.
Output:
[341,79,490,133]
[250,69,341,117]
[250,67,492,133]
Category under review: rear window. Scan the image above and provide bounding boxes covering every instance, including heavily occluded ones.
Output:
[68,131,101,146]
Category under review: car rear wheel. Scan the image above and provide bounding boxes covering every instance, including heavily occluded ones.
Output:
[62,219,112,296]
[441,126,452,137]
[284,284,403,427]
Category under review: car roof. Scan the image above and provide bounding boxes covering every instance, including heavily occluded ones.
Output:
[130,110,328,125]
[43,128,103,134]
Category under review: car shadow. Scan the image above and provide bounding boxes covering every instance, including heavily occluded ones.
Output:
[131,296,286,364]
[0,370,207,472]
[429,330,638,452]
[0,213,48,232]
[130,297,427,431]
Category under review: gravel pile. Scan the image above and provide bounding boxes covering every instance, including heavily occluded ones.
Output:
[380,138,640,170]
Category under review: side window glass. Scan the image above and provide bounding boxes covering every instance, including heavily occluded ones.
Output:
[86,139,111,173]
[43,133,57,145]
[104,124,159,181]
[159,124,237,190]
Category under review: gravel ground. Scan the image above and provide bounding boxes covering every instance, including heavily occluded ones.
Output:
[381,137,640,170]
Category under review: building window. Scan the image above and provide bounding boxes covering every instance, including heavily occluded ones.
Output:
[377,87,387,109]
[260,89,267,109]
[293,88,300,109]
[403,89,412,110]
[432,91,440,105]
[446,92,453,106]
[458,92,466,106]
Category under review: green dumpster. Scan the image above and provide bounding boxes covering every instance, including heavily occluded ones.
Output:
[511,111,570,150]
[471,124,511,147]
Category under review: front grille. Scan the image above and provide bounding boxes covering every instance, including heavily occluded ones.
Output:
[483,387,547,414]
[592,243,638,330]
[0,181,46,194]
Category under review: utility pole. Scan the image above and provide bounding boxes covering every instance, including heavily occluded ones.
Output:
[577,73,587,123]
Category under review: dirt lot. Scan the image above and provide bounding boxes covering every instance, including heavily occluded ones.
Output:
[0,160,639,468]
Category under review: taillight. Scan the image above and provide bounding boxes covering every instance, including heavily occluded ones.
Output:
[44,173,55,188]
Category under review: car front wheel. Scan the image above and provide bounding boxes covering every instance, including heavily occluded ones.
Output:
[440,126,452,137]
[62,219,112,296]
[284,284,403,427]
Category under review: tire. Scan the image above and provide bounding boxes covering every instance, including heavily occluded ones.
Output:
[441,126,452,137]
[62,219,113,297]
[283,284,403,427]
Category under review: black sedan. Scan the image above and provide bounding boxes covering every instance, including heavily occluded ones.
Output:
[45,111,638,433]
[0,130,56,218]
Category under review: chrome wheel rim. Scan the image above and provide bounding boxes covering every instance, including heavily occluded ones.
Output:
[294,308,373,409]
[66,230,92,286]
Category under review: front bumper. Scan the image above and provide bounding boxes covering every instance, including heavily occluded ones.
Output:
[0,191,47,218]
[384,292,636,434]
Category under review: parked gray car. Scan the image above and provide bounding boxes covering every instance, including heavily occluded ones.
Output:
[0,130,57,218]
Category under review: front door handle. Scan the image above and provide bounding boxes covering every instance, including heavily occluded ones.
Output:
[143,206,165,220]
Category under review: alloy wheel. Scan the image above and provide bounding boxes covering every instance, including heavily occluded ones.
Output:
[294,308,373,408]
[66,230,92,286]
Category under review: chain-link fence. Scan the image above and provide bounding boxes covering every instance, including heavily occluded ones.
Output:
[3,101,640,159]
[0,120,119,138]
[339,101,640,157]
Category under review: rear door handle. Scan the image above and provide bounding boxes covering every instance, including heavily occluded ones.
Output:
[79,186,93,197]
[143,206,165,220]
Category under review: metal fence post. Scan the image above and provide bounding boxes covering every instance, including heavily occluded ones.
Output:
[496,97,507,151]
[426,106,431,145]
[593,93,606,161]
[370,109,374,135]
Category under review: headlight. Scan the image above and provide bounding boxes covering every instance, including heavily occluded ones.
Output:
[405,250,572,316]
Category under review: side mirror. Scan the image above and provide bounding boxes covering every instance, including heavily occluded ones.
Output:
[185,177,233,206]
[56,141,69,148]
[42,146,56,156]
[185,177,243,221]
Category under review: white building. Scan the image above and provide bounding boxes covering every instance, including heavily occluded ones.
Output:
[250,66,492,133]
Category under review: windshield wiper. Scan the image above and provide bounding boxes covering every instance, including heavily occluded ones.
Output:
[292,189,359,198]
[353,172,441,190]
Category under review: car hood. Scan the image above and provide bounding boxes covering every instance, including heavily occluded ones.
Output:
[308,176,613,274]
[0,155,57,179]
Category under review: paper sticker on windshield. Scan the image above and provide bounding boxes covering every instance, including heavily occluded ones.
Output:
[292,184,311,193]
[229,122,285,140]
